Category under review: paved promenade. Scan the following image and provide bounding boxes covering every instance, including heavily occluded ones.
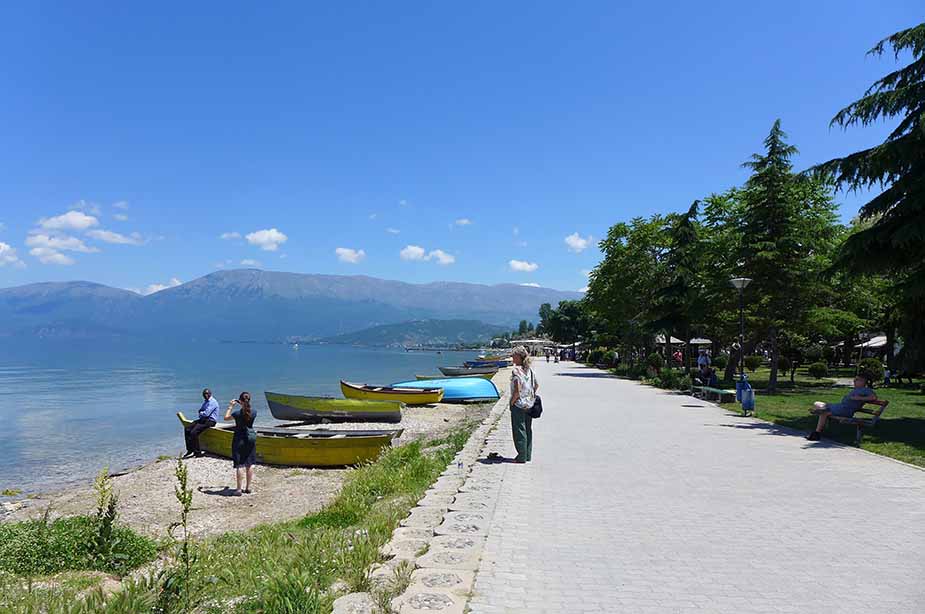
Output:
[468,361,925,614]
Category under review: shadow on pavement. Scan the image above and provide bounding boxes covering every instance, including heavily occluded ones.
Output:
[554,372,619,379]
[198,486,243,497]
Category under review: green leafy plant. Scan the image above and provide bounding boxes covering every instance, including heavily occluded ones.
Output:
[808,362,829,379]
[777,356,792,373]
[744,355,763,372]
[857,358,884,385]
[646,352,665,374]
[712,354,728,369]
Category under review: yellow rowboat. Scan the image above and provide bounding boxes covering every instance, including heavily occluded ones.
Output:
[415,373,494,381]
[176,412,402,467]
[340,380,444,405]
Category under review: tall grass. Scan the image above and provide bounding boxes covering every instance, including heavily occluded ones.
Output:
[0,419,481,613]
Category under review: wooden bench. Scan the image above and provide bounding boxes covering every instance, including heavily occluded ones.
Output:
[692,385,737,403]
[827,399,890,445]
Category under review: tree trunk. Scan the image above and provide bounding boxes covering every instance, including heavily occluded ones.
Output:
[768,326,779,393]
[886,317,896,369]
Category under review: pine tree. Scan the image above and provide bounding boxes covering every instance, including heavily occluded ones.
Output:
[815,22,925,370]
[739,121,838,391]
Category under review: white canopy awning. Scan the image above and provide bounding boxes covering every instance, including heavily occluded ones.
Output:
[689,338,712,345]
[654,335,685,344]
[855,335,887,349]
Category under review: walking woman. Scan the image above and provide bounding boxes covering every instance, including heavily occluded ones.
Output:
[224,391,257,495]
[510,346,538,463]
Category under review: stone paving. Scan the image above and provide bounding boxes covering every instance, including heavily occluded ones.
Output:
[467,361,925,614]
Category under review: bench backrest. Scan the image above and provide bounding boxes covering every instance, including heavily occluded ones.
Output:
[865,399,889,424]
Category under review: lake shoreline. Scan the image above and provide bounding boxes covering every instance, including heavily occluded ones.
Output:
[0,371,505,539]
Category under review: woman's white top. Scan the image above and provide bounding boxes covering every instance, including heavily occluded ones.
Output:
[510,365,537,409]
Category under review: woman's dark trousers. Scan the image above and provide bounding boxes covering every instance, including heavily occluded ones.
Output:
[510,407,533,462]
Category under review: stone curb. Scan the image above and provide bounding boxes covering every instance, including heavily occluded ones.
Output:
[333,388,511,614]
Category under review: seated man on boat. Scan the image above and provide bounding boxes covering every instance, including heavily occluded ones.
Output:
[184,388,220,457]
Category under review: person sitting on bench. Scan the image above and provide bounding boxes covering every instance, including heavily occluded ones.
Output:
[805,375,877,441]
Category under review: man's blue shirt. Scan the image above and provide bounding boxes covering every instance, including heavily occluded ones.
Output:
[199,397,220,421]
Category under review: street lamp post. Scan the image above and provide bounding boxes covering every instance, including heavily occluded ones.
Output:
[729,277,752,377]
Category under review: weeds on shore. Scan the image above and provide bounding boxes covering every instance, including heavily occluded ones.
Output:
[0,417,481,613]
[0,471,157,579]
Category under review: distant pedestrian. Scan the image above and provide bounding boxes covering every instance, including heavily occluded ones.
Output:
[510,346,538,463]
[697,349,711,369]
[224,391,258,495]
[184,388,219,458]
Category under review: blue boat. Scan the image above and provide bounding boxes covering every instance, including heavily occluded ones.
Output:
[389,377,500,403]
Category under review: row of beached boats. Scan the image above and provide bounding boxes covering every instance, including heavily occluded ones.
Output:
[176,359,507,468]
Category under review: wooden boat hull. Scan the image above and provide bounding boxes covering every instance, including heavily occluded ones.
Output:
[439,366,499,377]
[416,373,494,381]
[265,392,402,423]
[391,377,500,403]
[340,380,444,405]
[177,412,401,466]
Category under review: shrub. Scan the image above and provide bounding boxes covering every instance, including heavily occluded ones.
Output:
[857,358,884,385]
[808,362,829,379]
[712,354,728,369]
[679,374,692,391]
[777,356,791,373]
[744,355,763,372]
[586,349,605,364]
[646,352,665,372]
[657,369,682,390]
[628,364,648,380]
[603,350,616,365]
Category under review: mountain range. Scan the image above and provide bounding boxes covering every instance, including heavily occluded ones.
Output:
[0,269,580,341]
[320,319,509,347]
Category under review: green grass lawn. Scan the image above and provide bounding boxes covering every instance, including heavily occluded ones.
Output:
[720,385,925,467]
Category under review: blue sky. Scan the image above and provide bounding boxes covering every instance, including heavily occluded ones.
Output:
[0,2,919,294]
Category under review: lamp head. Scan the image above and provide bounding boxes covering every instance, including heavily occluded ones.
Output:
[729,277,752,290]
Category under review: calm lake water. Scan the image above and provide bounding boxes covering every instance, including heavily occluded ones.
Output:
[0,341,479,493]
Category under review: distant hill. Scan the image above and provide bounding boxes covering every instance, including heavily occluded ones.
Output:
[320,319,509,347]
[0,269,580,340]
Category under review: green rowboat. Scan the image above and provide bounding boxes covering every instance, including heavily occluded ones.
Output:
[265,392,403,423]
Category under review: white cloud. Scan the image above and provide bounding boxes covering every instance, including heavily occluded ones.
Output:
[112,201,129,210]
[520,282,541,288]
[400,245,455,265]
[29,247,75,265]
[385,227,400,235]
[509,259,539,273]
[399,199,409,207]
[400,245,427,261]
[246,228,287,251]
[0,242,24,267]
[565,232,593,253]
[215,259,233,269]
[240,259,261,267]
[427,249,455,265]
[26,233,98,253]
[220,231,241,240]
[578,286,589,293]
[38,210,99,232]
[86,229,144,245]
[454,218,472,226]
[140,277,182,295]
[71,200,102,216]
[335,247,366,264]
[113,213,129,222]
[369,213,378,220]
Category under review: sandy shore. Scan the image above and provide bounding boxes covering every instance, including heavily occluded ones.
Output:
[1,371,506,539]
